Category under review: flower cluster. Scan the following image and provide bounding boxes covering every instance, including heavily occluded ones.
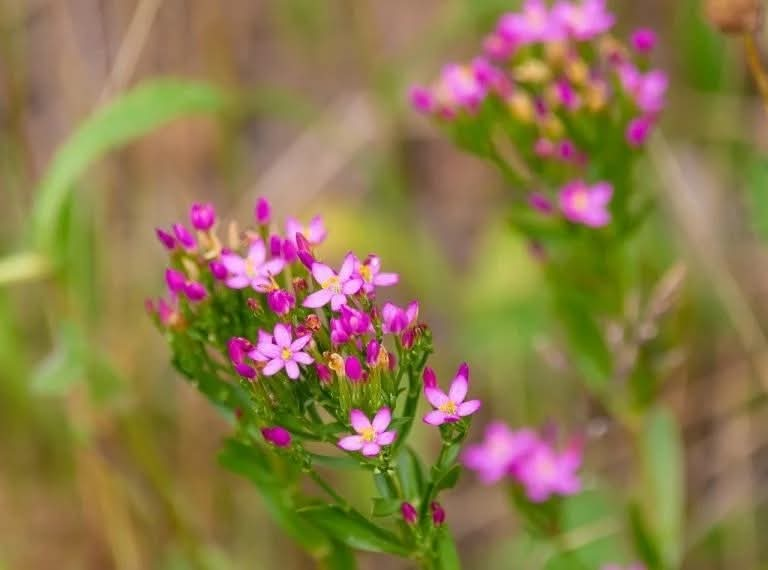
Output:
[410,0,666,230]
[462,421,583,502]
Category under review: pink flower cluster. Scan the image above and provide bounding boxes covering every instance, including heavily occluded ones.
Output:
[462,421,583,502]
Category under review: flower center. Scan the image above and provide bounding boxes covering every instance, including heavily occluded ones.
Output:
[572,190,589,212]
[439,400,458,415]
[322,275,341,293]
[281,347,293,360]
[245,259,257,278]
[361,427,376,442]
[359,265,373,283]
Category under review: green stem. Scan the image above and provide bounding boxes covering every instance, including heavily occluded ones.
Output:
[309,469,351,510]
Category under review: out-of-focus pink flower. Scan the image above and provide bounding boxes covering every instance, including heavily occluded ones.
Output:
[256,323,313,380]
[209,260,228,281]
[255,197,271,225]
[559,180,613,227]
[316,362,332,384]
[221,240,285,291]
[430,502,446,526]
[172,223,196,251]
[165,268,186,294]
[381,301,419,334]
[190,202,216,231]
[304,253,363,311]
[267,288,295,315]
[499,0,565,45]
[462,422,538,484]
[338,408,396,457]
[626,116,654,147]
[618,65,667,114]
[344,355,364,382]
[516,438,583,502]
[183,281,207,302]
[261,426,292,447]
[355,255,399,294]
[156,228,176,250]
[228,337,256,379]
[401,502,418,524]
[286,216,327,247]
[553,0,615,41]
[530,192,555,214]
[423,363,481,426]
[630,28,656,53]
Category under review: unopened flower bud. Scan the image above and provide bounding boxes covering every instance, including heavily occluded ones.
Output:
[247,298,261,312]
[269,235,282,257]
[255,197,271,225]
[366,340,380,366]
[190,202,216,231]
[430,502,446,526]
[706,0,761,34]
[293,277,308,293]
[345,356,364,382]
[165,268,186,293]
[316,362,332,384]
[183,281,207,302]
[156,228,176,250]
[261,426,292,447]
[423,367,437,389]
[630,28,657,53]
[401,502,418,525]
[304,313,321,332]
[209,260,228,281]
[173,223,196,250]
[267,289,295,315]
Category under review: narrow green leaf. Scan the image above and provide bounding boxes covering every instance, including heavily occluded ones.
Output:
[30,322,85,395]
[396,446,425,501]
[433,464,462,493]
[297,505,411,556]
[436,530,462,570]
[318,542,358,570]
[371,498,402,517]
[32,79,231,251]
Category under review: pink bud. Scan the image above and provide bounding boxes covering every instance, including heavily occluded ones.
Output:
[255,197,271,225]
[269,235,282,257]
[630,28,657,54]
[209,260,228,281]
[165,268,186,293]
[430,502,445,526]
[267,289,295,315]
[366,340,379,366]
[156,228,176,250]
[401,502,418,524]
[345,356,363,382]
[316,363,332,384]
[261,426,291,447]
[234,362,256,379]
[172,223,196,250]
[190,202,216,231]
[183,281,207,301]
[423,367,437,389]
[282,239,297,263]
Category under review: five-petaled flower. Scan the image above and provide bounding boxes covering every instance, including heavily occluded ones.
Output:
[423,363,482,426]
[355,255,399,294]
[304,253,363,311]
[257,323,313,380]
[559,180,613,227]
[338,408,396,457]
[221,239,285,291]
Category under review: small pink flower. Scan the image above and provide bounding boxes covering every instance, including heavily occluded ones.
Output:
[190,202,216,231]
[183,280,207,301]
[267,288,295,315]
[626,116,653,147]
[255,197,271,225]
[221,240,285,291]
[256,323,313,380]
[338,408,396,457]
[172,223,196,250]
[630,27,656,53]
[423,363,481,426]
[401,502,418,524]
[304,253,363,311]
[618,65,667,114]
[355,255,399,294]
[499,0,565,45]
[559,181,613,227]
[516,438,583,502]
[553,0,614,41]
[286,216,327,247]
[165,268,186,293]
[462,422,538,484]
[156,228,176,250]
[381,301,419,334]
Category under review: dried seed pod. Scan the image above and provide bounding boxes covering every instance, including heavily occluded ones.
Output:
[705,0,762,35]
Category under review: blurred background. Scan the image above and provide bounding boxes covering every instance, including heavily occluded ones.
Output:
[3,0,768,568]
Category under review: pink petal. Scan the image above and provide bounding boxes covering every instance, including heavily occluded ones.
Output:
[373,273,399,287]
[285,360,299,379]
[376,430,396,445]
[221,254,245,274]
[248,240,266,264]
[425,387,449,409]
[273,324,292,347]
[293,351,314,365]
[285,217,302,240]
[262,258,285,276]
[448,374,468,404]
[338,435,364,451]
[303,288,334,308]
[372,407,391,432]
[342,279,363,295]
[308,216,327,243]
[257,343,281,359]
[226,275,249,289]
[263,359,284,376]
[290,335,311,351]
[257,330,272,344]
[350,409,371,433]
[330,294,347,311]
[248,348,268,362]
[338,253,355,281]
[311,263,335,284]
[423,411,447,426]
[251,277,272,291]
[361,443,381,457]
[457,400,482,416]
[406,301,419,324]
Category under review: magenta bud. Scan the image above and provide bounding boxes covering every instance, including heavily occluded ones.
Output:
[316,363,332,384]
[165,268,186,293]
[345,356,363,382]
[401,502,418,524]
[183,281,207,301]
[269,235,282,257]
[401,328,416,349]
[430,502,445,526]
[156,228,176,250]
[295,232,311,252]
[297,248,315,269]
[282,239,297,263]
[255,197,271,225]
[261,426,292,447]
[366,340,379,366]
[626,116,652,148]
[529,192,554,214]
[190,202,216,231]
[172,223,196,250]
[209,260,228,281]
[630,28,657,54]
[423,367,437,389]
[228,337,254,361]
[267,289,295,315]
[234,362,257,379]
[457,362,470,381]
[388,351,397,371]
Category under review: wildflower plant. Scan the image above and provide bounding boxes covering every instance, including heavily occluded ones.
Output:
[148,198,480,568]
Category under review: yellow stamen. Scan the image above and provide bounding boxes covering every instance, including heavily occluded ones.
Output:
[439,400,458,415]
[359,265,373,283]
[361,427,377,442]
[281,348,292,360]
[322,275,341,293]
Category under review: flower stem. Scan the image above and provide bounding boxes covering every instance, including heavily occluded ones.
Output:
[744,33,768,118]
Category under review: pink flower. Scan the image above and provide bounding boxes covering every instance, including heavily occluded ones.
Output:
[304,253,363,311]
[618,65,667,114]
[559,181,613,227]
[381,301,419,334]
[355,255,399,294]
[267,288,295,315]
[221,240,285,291]
[286,216,327,247]
[630,28,657,53]
[228,337,256,379]
[401,502,418,524]
[261,426,292,447]
[499,0,565,45]
[255,197,271,225]
[553,0,615,41]
[626,116,653,147]
[462,422,539,484]
[516,438,583,502]
[256,323,313,380]
[430,502,446,526]
[165,268,186,293]
[344,355,364,382]
[190,202,216,231]
[330,305,373,345]
[209,260,228,281]
[338,408,396,457]
[423,363,481,426]
[156,228,176,250]
[183,281,207,301]
[410,61,491,118]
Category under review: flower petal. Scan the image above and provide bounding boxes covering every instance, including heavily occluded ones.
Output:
[293,351,314,365]
[248,240,266,264]
[448,372,468,404]
[290,335,311,351]
[376,430,396,446]
[338,435,364,451]
[372,407,391,432]
[257,343,281,359]
[457,399,482,416]
[330,294,347,311]
[303,288,333,308]
[361,443,381,457]
[226,275,249,289]
[373,272,399,287]
[273,324,292,348]
[342,279,363,295]
[262,359,284,376]
[338,253,355,281]
[423,411,447,426]
[425,387,449,409]
[350,409,371,433]
[221,254,245,274]
[285,360,299,379]
[250,277,272,292]
[311,263,335,284]
[262,258,285,276]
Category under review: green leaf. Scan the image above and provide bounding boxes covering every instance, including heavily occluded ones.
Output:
[297,505,411,556]
[32,79,231,251]
[319,542,358,570]
[371,498,402,517]
[433,464,462,493]
[746,156,768,242]
[436,529,462,570]
[639,407,684,569]
[31,322,85,395]
[396,446,425,501]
